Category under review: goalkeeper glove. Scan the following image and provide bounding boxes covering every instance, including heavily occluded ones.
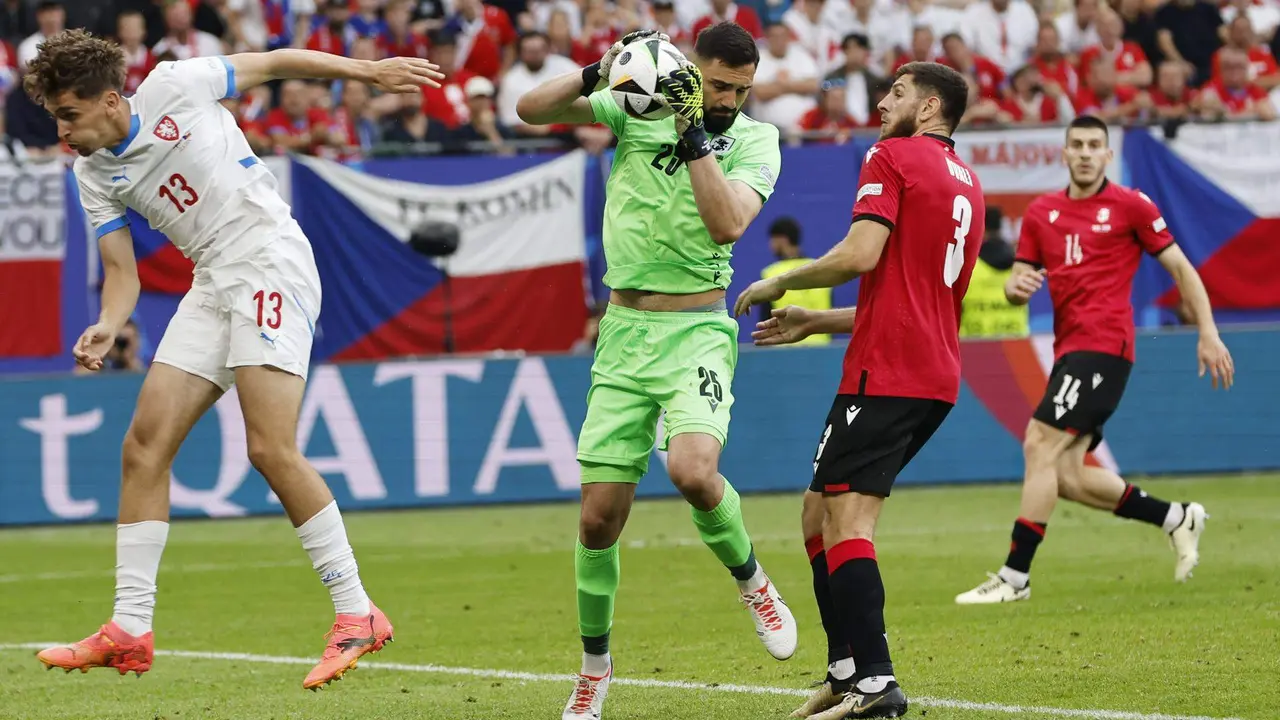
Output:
[657,64,712,162]
[580,30,672,97]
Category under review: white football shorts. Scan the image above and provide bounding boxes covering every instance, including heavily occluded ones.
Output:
[153,234,322,391]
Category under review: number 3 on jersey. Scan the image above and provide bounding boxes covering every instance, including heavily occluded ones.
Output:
[944,195,972,287]
[159,173,199,213]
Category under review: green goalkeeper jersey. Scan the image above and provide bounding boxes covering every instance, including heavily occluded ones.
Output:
[588,90,782,294]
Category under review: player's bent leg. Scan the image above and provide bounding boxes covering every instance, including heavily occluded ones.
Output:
[233,366,390,690]
[793,490,854,719]
[1059,442,1207,581]
[667,432,798,661]
[812,491,908,720]
[37,363,223,677]
[956,419,1076,605]
[565,474,635,720]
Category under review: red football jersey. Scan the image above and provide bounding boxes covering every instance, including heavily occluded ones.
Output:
[1199,78,1270,114]
[1078,41,1147,79]
[1016,181,1175,362]
[840,135,986,403]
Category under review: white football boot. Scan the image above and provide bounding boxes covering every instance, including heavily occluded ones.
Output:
[740,568,798,660]
[955,572,1031,605]
[562,663,611,720]
[1169,502,1208,582]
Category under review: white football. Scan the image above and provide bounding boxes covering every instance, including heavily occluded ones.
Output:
[608,37,687,121]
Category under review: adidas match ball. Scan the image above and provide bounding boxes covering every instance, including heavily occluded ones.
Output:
[609,37,687,121]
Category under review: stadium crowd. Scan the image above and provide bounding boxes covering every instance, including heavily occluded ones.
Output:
[1,0,1277,158]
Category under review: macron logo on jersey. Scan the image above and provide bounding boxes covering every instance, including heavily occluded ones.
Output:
[153,115,180,142]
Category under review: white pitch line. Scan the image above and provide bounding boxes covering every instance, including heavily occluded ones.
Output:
[0,643,1240,720]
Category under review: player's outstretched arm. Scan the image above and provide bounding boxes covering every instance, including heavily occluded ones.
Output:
[1004,261,1045,306]
[226,50,444,96]
[1157,244,1234,389]
[733,220,888,316]
[517,29,668,126]
[752,306,856,346]
[75,228,140,372]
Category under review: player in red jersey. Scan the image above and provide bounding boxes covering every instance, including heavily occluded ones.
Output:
[955,115,1235,606]
[735,61,982,719]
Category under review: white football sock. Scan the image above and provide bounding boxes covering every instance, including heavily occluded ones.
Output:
[296,501,370,616]
[1162,503,1186,534]
[855,675,895,693]
[829,657,856,681]
[581,652,611,677]
[736,564,767,594]
[997,566,1030,590]
[112,521,169,637]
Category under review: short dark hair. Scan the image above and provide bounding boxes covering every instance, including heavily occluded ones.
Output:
[1067,114,1110,141]
[894,61,969,132]
[24,29,125,104]
[429,29,458,47]
[694,22,759,68]
[842,32,869,50]
[769,216,801,245]
[940,32,965,47]
[36,1,62,13]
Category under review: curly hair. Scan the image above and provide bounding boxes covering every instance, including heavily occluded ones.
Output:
[23,29,126,104]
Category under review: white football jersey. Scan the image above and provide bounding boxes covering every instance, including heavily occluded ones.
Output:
[75,57,301,268]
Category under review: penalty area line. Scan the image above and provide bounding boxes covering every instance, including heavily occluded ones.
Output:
[0,643,1239,720]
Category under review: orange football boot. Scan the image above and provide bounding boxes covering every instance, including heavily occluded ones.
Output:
[36,621,154,676]
[302,602,394,691]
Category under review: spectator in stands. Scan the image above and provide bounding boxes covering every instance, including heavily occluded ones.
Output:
[571,1,617,66]
[823,33,883,126]
[1144,60,1195,120]
[545,9,575,58]
[75,319,146,374]
[190,0,229,41]
[1031,22,1079,97]
[797,77,863,143]
[694,0,765,41]
[1055,0,1101,56]
[306,0,356,56]
[448,75,513,153]
[222,91,272,154]
[960,0,1038,73]
[118,10,155,96]
[1116,0,1161,71]
[3,72,58,159]
[1199,47,1277,119]
[1080,10,1152,89]
[1155,0,1223,87]
[350,0,389,38]
[758,216,834,343]
[261,0,315,50]
[612,0,644,35]
[333,80,380,159]
[960,73,1003,124]
[266,78,336,155]
[498,31,577,135]
[421,31,475,129]
[890,25,937,75]
[999,64,1075,124]
[410,0,448,35]
[783,0,840,73]
[224,0,270,52]
[879,0,964,70]
[446,0,518,80]
[382,88,451,145]
[0,34,15,100]
[651,1,691,54]
[822,0,897,70]
[1075,55,1141,121]
[753,22,820,131]
[0,0,35,48]
[380,0,430,57]
[1222,0,1279,44]
[1214,16,1280,91]
[17,1,64,72]
[153,0,224,60]
[941,32,1005,100]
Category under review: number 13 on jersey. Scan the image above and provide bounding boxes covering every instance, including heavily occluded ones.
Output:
[944,194,972,287]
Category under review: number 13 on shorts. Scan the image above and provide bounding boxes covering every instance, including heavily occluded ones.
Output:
[254,290,283,329]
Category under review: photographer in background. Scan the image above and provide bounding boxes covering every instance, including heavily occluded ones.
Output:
[75,318,146,374]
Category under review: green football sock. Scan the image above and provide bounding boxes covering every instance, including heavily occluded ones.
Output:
[691,478,759,581]
[576,540,620,655]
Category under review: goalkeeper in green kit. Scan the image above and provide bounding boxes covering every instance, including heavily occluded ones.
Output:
[517,21,796,720]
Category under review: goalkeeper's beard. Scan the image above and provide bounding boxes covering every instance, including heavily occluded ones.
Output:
[704,107,739,134]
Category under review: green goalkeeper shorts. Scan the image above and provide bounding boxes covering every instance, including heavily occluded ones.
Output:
[577,303,739,483]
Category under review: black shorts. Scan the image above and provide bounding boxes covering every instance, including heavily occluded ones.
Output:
[809,395,954,497]
[1032,351,1132,451]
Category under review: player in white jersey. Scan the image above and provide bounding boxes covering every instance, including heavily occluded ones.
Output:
[25,30,443,690]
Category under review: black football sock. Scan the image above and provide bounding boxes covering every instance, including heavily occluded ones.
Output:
[1114,483,1176,529]
[1003,517,1047,580]
[826,538,893,682]
[805,536,852,667]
